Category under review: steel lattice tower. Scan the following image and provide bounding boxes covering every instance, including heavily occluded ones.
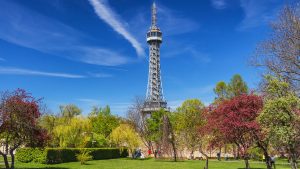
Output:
[143,2,167,113]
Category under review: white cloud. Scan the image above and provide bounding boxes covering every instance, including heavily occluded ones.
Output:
[163,45,211,63]
[157,5,200,36]
[77,98,100,106]
[0,66,113,78]
[238,0,282,30]
[87,72,113,78]
[128,3,200,44]
[211,0,227,9]
[0,0,130,66]
[0,67,85,78]
[72,47,129,66]
[88,0,145,57]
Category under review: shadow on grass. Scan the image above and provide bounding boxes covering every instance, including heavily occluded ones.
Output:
[16,167,69,169]
[123,157,153,161]
[154,159,185,163]
[237,168,265,169]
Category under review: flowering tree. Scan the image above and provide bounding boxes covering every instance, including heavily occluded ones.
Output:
[0,89,48,169]
[207,94,263,169]
[259,76,300,169]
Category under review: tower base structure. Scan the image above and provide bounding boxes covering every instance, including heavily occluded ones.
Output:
[142,101,167,114]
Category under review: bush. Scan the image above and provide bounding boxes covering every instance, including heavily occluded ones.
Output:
[76,150,93,165]
[16,148,128,164]
[16,148,45,163]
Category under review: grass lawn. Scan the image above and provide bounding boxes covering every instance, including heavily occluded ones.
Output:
[3,158,297,169]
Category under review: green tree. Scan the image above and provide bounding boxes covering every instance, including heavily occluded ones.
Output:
[227,74,248,97]
[53,117,91,148]
[89,106,120,146]
[173,99,205,155]
[110,124,141,156]
[146,110,164,144]
[39,114,58,147]
[147,109,177,161]
[258,76,300,169]
[90,105,111,116]
[213,81,228,100]
[59,104,81,121]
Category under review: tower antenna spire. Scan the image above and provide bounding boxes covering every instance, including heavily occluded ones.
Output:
[151,2,157,28]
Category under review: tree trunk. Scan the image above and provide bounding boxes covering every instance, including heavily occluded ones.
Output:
[263,152,272,169]
[290,154,298,169]
[237,146,241,159]
[244,158,250,169]
[244,154,250,169]
[200,148,209,169]
[233,145,237,159]
[205,158,209,169]
[171,140,177,162]
[2,154,10,169]
[10,150,15,169]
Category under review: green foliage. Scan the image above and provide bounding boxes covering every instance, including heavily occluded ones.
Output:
[173,99,205,151]
[16,148,46,163]
[146,109,165,142]
[213,74,248,100]
[59,104,82,119]
[76,150,92,165]
[248,147,263,161]
[214,81,228,100]
[89,106,120,145]
[227,74,248,97]
[259,92,300,145]
[258,76,300,168]
[258,77,300,145]
[40,105,122,149]
[39,114,58,147]
[90,105,111,116]
[263,75,291,98]
[53,117,92,148]
[110,124,141,153]
[16,148,128,164]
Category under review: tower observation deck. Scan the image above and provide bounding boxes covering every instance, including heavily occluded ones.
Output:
[143,2,167,114]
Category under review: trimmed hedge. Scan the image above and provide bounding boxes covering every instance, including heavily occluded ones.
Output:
[15,148,46,163]
[16,148,128,164]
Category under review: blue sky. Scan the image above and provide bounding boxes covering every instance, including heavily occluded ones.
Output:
[0,0,296,116]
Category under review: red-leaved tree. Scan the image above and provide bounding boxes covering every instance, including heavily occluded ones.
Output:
[0,89,48,169]
[207,94,264,169]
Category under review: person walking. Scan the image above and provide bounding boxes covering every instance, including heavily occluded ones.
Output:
[271,155,276,169]
[225,153,229,161]
[154,149,157,159]
[148,149,152,157]
[217,152,221,161]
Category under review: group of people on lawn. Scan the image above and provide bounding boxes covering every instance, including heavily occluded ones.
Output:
[132,149,162,159]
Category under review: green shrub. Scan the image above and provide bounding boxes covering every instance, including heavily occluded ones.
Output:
[16,148,45,163]
[76,150,93,165]
[16,148,128,164]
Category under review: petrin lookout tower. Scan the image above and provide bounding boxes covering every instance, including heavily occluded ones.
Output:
[143,2,167,114]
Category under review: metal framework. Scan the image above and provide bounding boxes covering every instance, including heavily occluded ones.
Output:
[143,2,167,113]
